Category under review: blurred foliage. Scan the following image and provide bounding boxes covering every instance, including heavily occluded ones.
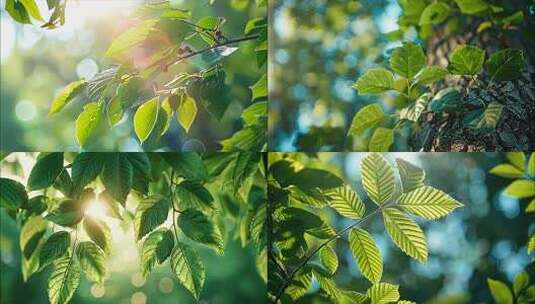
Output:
[267,152,534,303]
[0,152,267,303]
[0,0,266,151]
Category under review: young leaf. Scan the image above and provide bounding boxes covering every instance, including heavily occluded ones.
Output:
[75,102,102,148]
[506,152,526,171]
[48,255,81,304]
[134,196,170,240]
[176,94,198,133]
[27,153,64,191]
[325,185,365,219]
[134,97,160,144]
[39,231,71,268]
[420,2,450,25]
[367,282,400,304]
[106,19,158,57]
[399,186,463,219]
[399,93,430,122]
[83,217,112,255]
[0,178,28,209]
[141,229,174,278]
[448,45,486,75]
[513,271,529,296]
[389,42,426,78]
[49,80,87,116]
[19,0,43,21]
[178,209,224,255]
[454,0,489,14]
[528,153,535,176]
[76,241,106,284]
[250,73,268,102]
[354,68,395,94]
[382,207,428,262]
[349,228,383,283]
[361,153,396,205]
[106,97,124,127]
[348,104,385,136]
[486,49,526,82]
[369,127,394,152]
[71,153,105,194]
[487,278,513,304]
[489,164,524,179]
[319,246,338,275]
[170,242,205,301]
[414,66,449,85]
[101,153,133,204]
[503,180,535,198]
[396,158,425,193]
[5,0,30,24]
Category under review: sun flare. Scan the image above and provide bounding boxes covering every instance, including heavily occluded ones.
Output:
[85,199,108,219]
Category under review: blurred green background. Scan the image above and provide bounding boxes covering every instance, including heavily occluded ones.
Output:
[0,0,265,151]
[0,152,266,303]
[276,152,534,303]
[269,0,417,151]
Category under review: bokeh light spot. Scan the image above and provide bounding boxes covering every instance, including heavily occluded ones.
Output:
[90,284,106,298]
[131,272,145,288]
[76,58,99,80]
[15,100,37,122]
[130,291,146,304]
[158,277,174,294]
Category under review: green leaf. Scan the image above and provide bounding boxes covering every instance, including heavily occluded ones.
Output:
[170,241,205,301]
[448,45,486,75]
[101,154,133,204]
[528,153,535,176]
[250,74,267,102]
[48,255,81,304]
[488,278,513,304]
[20,216,47,259]
[454,0,489,14]
[45,199,84,227]
[361,153,396,205]
[513,271,529,296]
[19,0,43,21]
[39,231,71,268]
[0,178,28,209]
[354,68,395,94]
[469,102,503,130]
[325,185,365,219]
[399,186,463,219]
[75,102,102,148]
[486,49,526,82]
[242,101,267,126]
[174,181,214,213]
[526,199,535,213]
[503,180,535,198]
[396,158,425,193]
[383,207,428,262]
[348,104,385,136]
[28,153,64,191]
[134,196,170,240]
[71,153,104,193]
[286,269,312,300]
[49,80,87,116]
[106,97,124,127]
[369,127,394,152]
[141,229,174,278]
[226,152,262,193]
[399,93,430,122]
[106,19,158,57]
[176,94,198,133]
[489,164,524,179]
[162,153,207,182]
[415,66,449,85]
[178,209,224,255]
[367,282,400,304]
[430,88,461,113]
[390,42,426,78]
[290,168,344,191]
[349,228,383,283]
[506,152,526,171]
[83,217,112,255]
[134,97,160,143]
[319,246,338,275]
[5,0,30,24]
[420,2,450,25]
[76,241,106,284]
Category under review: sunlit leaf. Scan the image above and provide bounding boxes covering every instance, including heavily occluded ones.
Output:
[382,207,428,262]
[503,180,535,198]
[369,127,394,152]
[49,80,87,116]
[487,278,513,304]
[106,19,159,57]
[396,158,425,193]
[361,153,395,205]
[349,228,383,283]
[76,241,106,284]
[389,42,426,78]
[141,228,174,278]
[399,186,463,220]
[354,68,395,94]
[171,241,205,301]
[48,255,81,304]
[489,164,524,179]
[367,282,400,304]
[134,97,160,144]
[178,209,224,255]
[325,185,365,219]
[134,196,170,240]
[454,0,489,14]
[83,217,112,255]
[39,231,70,268]
[75,102,102,148]
[348,104,385,136]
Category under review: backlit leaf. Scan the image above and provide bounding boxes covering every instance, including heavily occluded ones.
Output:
[369,127,394,152]
[49,80,87,115]
[39,231,70,268]
[367,282,400,304]
[141,229,174,278]
[319,246,338,275]
[354,68,395,94]
[75,102,102,148]
[399,186,463,219]
[396,158,425,193]
[503,180,535,198]
[170,241,205,301]
[76,241,106,284]
[349,228,383,283]
[48,255,81,304]
[420,2,450,25]
[489,164,524,179]
[178,209,224,255]
[348,104,385,136]
[325,185,365,219]
[383,207,428,262]
[83,217,112,255]
[176,94,198,133]
[134,97,160,144]
[488,278,513,304]
[389,42,426,78]
[361,153,396,205]
[454,0,489,14]
[134,196,170,240]
[106,19,158,57]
